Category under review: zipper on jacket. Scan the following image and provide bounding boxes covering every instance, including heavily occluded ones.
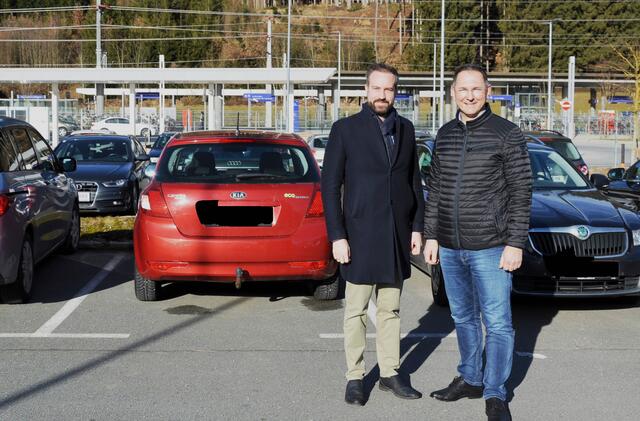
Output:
[453,125,469,249]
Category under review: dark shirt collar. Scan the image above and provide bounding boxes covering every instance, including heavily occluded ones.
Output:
[455,103,492,129]
[363,103,398,135]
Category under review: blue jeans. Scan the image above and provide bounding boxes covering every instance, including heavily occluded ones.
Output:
[439,246,514,401]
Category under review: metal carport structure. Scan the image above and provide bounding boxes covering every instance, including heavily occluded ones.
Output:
[0,67,336,146]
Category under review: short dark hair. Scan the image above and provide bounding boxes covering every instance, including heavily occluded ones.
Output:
[452,64,489,85]
[366,63,399,88]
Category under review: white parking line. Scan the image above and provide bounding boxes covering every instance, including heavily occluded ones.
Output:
[0,253,130,340]
[516,351,548,360]
[34,254,124,336]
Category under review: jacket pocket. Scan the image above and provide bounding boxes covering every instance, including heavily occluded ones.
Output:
[490,200,508,235]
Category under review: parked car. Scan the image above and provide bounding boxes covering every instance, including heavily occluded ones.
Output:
[134,130,338,301]
[413,139,640,305]
[90,117,155,137]
[54,134,151,214]
[148,131,177,163]
[0,117,79,303]
[414,130,435,143]
[57,115,80,137]
[524,130,589,176]
[590,160,640,212]
[70,129,116,136]
[306,134,329,169]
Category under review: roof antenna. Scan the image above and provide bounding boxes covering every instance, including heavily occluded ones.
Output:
[235,112,240,136]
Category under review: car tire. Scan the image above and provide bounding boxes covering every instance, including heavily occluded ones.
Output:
[129,184,139,215]
[58,127,69,137]
[313,273,340,300]
[134,264,160,301]
[0,236,34,304]
[430,264,449,307]
[62,206,80,254]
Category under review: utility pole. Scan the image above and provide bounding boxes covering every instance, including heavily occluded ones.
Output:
[286,0,293,132]
[333,31,341,122]
[266,19,273,129]
[374,1,379,61]
[547,20,554,130]
[159,55,165,133]
[96,0,104,117]
[568,56,576,139]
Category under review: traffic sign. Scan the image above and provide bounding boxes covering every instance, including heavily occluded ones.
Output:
[243,93,275,102]
[560,99,571,111]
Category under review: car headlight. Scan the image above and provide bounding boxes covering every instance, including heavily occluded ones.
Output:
[102,179,128,188]
[633,229,640,247]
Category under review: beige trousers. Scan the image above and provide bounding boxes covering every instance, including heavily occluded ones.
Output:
[344,281,402,380]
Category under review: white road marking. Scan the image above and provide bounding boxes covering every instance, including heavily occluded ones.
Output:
[0,333,130,339]
[516,351,548,360]
[34,254,124,336]
[319,332,457,339]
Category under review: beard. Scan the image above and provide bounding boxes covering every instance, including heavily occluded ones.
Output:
[368,99,392,116]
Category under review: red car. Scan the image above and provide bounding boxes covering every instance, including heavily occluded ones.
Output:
[133,130,338,301]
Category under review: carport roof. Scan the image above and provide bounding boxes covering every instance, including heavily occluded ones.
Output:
[0,67,336,84]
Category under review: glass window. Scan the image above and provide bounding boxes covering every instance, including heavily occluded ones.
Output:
[418,146,432,174]
[312,136,329,149]
[547,141,581,161]
[55,138,132,162]
[156,142,319,184]
[11,128,38,170]
[28,129,57,172]
[625,163,640,181]
[0,131,21,172]
[529,150,588,189]
[153,132,175,149]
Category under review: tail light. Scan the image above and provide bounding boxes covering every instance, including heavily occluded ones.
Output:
[140,184,171,218]
[305,188,324,218]
[0,194,10,217]
[579,164,589,176]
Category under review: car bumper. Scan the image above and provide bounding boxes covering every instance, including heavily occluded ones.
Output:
[513,246,640,297]
[78,184,132,213]
[134,214,337,282]
[0,217,22,285]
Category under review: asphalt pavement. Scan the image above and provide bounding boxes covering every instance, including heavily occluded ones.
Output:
[1,249,639,420]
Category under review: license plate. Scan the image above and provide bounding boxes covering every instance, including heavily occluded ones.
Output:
[78,192,91,202]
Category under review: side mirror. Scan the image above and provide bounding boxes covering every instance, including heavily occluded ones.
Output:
[135,154,150,162]
[144,163,156,179]
[61,157,77,172]
[590,173,609,189]
[607,168,625,181]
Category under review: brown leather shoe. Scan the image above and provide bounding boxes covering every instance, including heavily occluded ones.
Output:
[429,376,483,401]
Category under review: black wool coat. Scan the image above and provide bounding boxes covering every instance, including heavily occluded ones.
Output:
[321,105,425,285]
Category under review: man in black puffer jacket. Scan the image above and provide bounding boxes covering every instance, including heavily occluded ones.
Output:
[423,64,532,421]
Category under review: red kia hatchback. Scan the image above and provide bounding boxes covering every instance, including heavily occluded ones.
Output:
[133,131,338,301]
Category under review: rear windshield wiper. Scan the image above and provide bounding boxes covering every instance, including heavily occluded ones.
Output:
[235,173,290,181]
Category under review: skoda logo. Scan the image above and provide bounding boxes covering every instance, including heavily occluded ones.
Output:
[230,191,247,200]
[576,226,590,240]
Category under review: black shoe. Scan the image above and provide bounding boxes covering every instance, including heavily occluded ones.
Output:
[379,375,422,399]
[486,397,512,421]
[345,380,365,406]
[429,376,484,401]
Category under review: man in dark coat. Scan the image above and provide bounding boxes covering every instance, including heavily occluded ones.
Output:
[423,64,532,421]
[321,63,425,406]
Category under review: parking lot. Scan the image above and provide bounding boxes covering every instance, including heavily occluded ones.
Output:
[1,249,639,420]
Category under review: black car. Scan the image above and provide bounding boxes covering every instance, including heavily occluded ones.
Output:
[148,131,177,164]
[524,130,589,176]
[413,140,640,304]
[590,161,640,213]
[54,135,151,214]
[1,117,79,303]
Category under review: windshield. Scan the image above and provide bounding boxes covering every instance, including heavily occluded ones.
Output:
[624,163,640,181]
[55,139,132,163]
[547,140,581,161]
[529,149,588,189]
[156,142,320,184]
[310,136,329,149]
[153,133,175,150]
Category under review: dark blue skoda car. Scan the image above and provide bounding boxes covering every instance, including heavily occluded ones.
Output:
[413,140,640,304]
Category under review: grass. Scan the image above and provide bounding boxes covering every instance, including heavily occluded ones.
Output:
[80,215,135,243]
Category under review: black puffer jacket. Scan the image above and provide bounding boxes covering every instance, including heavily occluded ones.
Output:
[424,104,532,250]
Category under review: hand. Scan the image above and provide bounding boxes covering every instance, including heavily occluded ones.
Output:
[332,239,351,264]
[499,246,523,272]
[423,239,439,265]
[411,232,422,255]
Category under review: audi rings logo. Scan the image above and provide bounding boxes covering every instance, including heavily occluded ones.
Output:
[230,191,247,200]
[226,161,242,166]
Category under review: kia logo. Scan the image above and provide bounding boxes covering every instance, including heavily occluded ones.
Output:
[230,191,247,200]
[75,184,83,190]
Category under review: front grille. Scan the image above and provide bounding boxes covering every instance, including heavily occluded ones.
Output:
[514,276,639,294]
[529,231,627,257]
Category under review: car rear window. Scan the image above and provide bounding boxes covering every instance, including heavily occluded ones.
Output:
[155,142,319,184]
[547,140,581,161]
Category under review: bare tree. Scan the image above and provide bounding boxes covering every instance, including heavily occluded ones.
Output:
[610,42,640,157]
